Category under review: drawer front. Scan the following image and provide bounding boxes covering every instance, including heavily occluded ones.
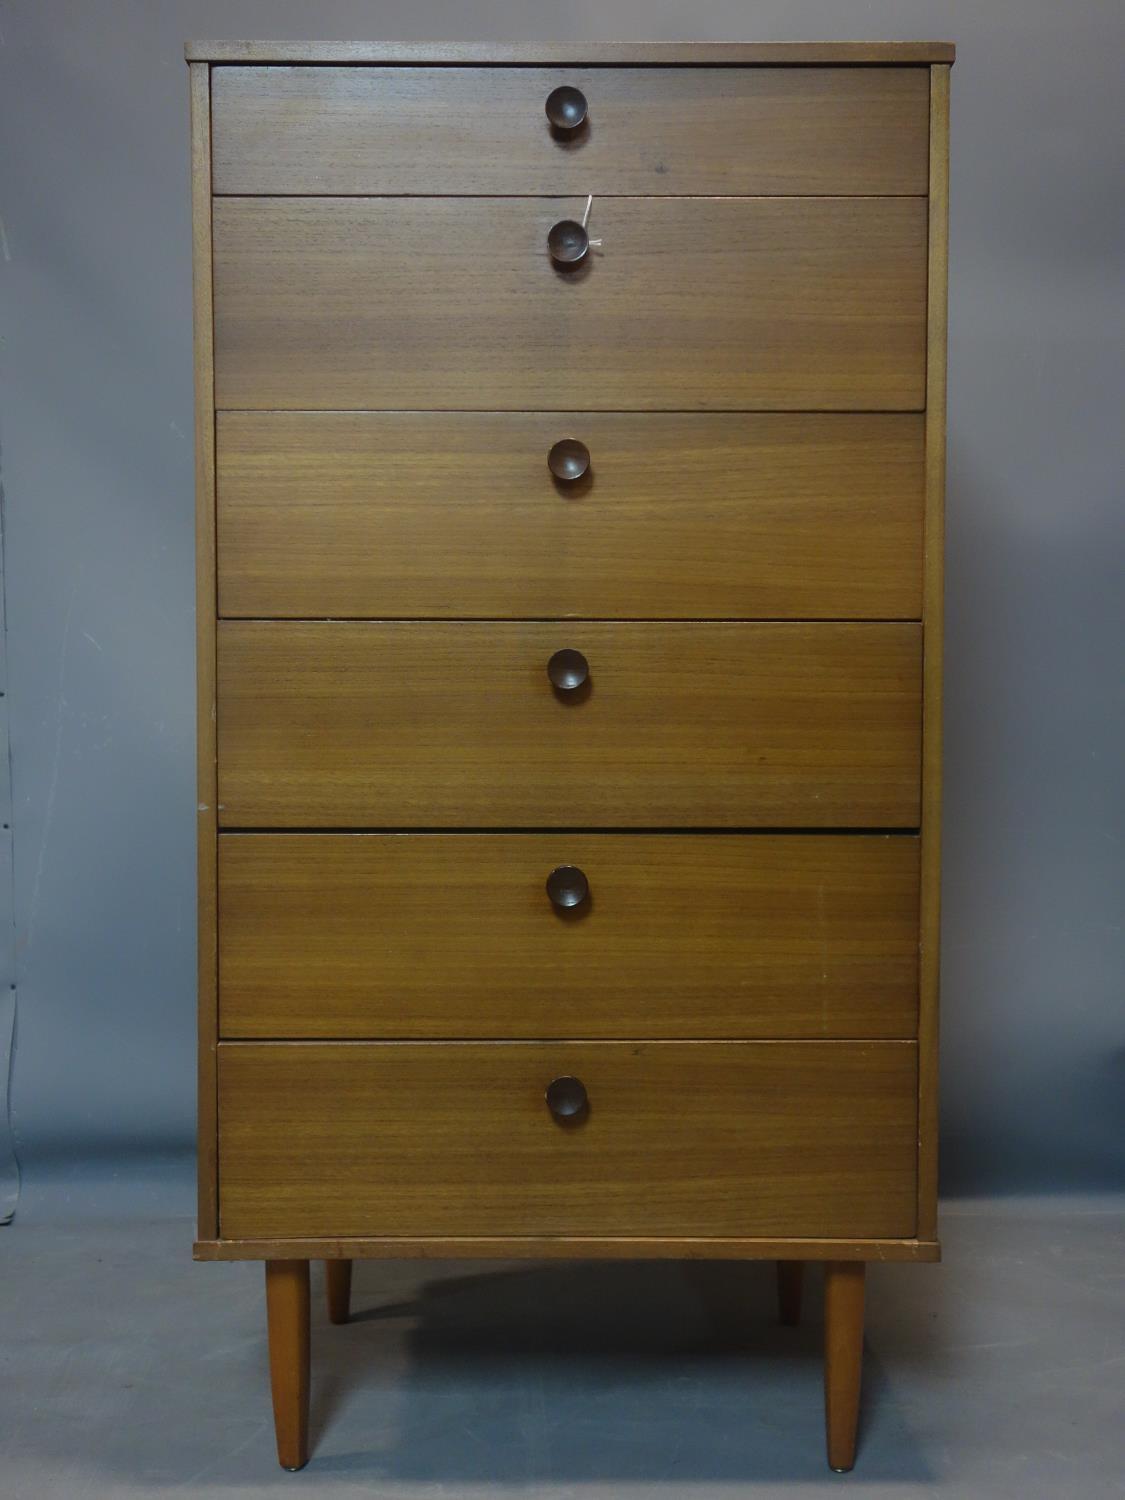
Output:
[216,622,922,828]
[211,65,930,196]
[212,197,927,411]
[216,412,924,621]
[217,1041,918,1238]
[219,834,920,1039]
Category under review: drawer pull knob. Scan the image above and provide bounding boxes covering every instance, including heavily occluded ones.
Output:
[547,438,591,483]
[546,1075,588,1122]
[545,85,588,133]
[547,647,589,693]
[546,864,590,910]
[547,218,589,267]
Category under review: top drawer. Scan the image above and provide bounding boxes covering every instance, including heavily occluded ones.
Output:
[210,66,930,197]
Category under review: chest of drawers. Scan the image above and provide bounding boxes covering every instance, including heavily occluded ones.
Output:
[188,40,952,1474]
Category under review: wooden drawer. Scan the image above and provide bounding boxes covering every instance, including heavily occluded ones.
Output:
[216,622,922,828]
[216,413,924,621]
[219,834,920,1039]
[217,1041,919,1238]
[211,197,927,411]
[210,65,930,196]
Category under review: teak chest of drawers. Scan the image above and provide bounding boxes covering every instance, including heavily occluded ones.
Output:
[187,39,953,1474]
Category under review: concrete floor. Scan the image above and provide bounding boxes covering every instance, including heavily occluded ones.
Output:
[2,1160,1122,1499]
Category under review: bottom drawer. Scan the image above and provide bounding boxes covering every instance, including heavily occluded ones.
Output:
[218,1042,917,1239]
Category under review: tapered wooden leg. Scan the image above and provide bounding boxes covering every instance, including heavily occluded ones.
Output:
[265,1260,310,1472]
[824,1261,865,1472]
[325,1259,353,1325]
[776,1260,803,1326]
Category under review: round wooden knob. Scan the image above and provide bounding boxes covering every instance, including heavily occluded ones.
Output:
[548,219,589,267]
[546,864,589,910]
[546,1075,588,1121]
[547,648,589,692]
[545,85,588,132]
[547,439,591,483]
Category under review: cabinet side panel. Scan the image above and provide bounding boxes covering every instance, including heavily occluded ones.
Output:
[190,61,218,1240]
[918,64,950,1240]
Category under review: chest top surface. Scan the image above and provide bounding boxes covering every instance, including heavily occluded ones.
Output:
[186,40,954,63]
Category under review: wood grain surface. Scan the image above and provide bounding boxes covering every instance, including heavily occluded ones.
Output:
[824,1261,866,1471]
[218,833,920,1039]
[215,622,923,828]
[265,1261,309,1470]
[211,65,929,196]
[190,43,952,1280]
[918,64,951,1240]
[189,61,218,1240]
[217,1041,919,1238]
[216,412,925,620]
[195,1233,942,1263]
[211,197,928,411]
[187,41,956,65]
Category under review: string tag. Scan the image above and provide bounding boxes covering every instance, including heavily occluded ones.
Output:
[583,194,603,248]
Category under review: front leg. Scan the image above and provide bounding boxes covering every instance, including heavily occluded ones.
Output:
[265,1260,310,1471]
[823,1261,865,1472]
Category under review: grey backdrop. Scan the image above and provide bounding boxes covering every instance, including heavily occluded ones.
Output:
[1,0,1122,1193]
